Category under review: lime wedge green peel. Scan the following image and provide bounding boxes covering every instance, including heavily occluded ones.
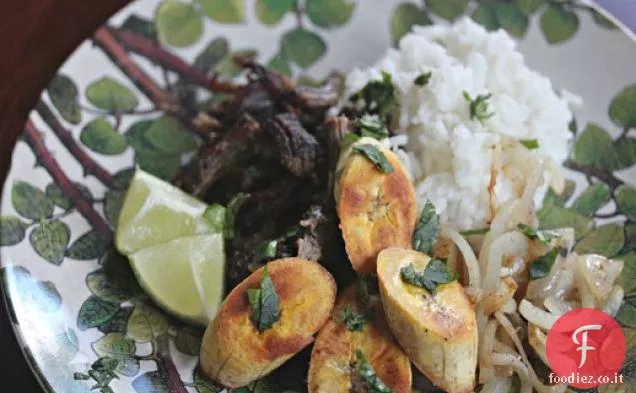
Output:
[115,169,214,255]
[129,234,225,326]
[115,169,227,325]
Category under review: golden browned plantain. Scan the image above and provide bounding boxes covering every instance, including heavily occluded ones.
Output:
[335,137,418,273]
[308,285,412,393]
[199,258,337,388]
[377,248,478,393]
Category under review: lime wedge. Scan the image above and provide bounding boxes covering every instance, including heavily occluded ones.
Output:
[115,169,213,255]
[129,234,225,325]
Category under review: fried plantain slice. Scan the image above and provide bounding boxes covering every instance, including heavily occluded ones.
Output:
[199,258,337,388]
[335,137,418,273]
[377,248,478,393]
[308,285,412,393]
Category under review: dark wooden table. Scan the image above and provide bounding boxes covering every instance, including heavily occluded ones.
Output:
[0,2,130,391]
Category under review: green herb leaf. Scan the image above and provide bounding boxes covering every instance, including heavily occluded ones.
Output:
[463,91,494,122]
[352,144,394,173]
[226,193,249,240]
[350,71,396,120]
[519,139,539,150]
[339,132,361,148]
[459,227,490,236]
[355,349,395,393]
[414,72,432,86]
[252,240,278,264]
[517,223,560,244]
[248,266,281,333]
[412,200,439,254]
[400,260,457,294]
[203,204,227,235]
[528,247,559,280]
[356,114,389,140]
[339,306,373,332]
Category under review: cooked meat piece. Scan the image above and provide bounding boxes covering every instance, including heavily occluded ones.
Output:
[265,113,323,178]
[235,175,302,232]
[297,205,354,288]
[174,114,262,197]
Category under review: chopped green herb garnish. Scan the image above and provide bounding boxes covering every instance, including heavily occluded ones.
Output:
[340,306,374,332]
[463,91,494,123]
[400,260,458,294]
[340,132,361,148]
[203,204,227,235]
[460,227,490,236]
[357,273,379,306]
[520,139,540,150]
[226,193,249,240]
[356,114,389,140]
[350,71,396,120]
[517,223,560,244]
[252,240,278,264]
[354,349,394,393]
[352,144,394,173]
[414,72,432,86]
[528,248,559,280]
[412,200,439,254]
[247,266,281,333]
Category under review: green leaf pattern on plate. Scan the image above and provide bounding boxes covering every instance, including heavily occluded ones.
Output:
[85,77,139,113]
[12,181,54,220]
[47,74,82,125]
[126,303,169,342]
[80,118,128,156]
[156,0,204,47]
[30,219,71,266]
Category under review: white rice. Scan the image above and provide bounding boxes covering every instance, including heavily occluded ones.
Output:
[344,18,576,231]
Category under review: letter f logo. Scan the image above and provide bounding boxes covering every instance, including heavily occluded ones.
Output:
[572,324,602,368]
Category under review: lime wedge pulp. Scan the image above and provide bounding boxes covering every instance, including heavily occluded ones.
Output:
[128,234,225,326]
[115,169,213,255]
